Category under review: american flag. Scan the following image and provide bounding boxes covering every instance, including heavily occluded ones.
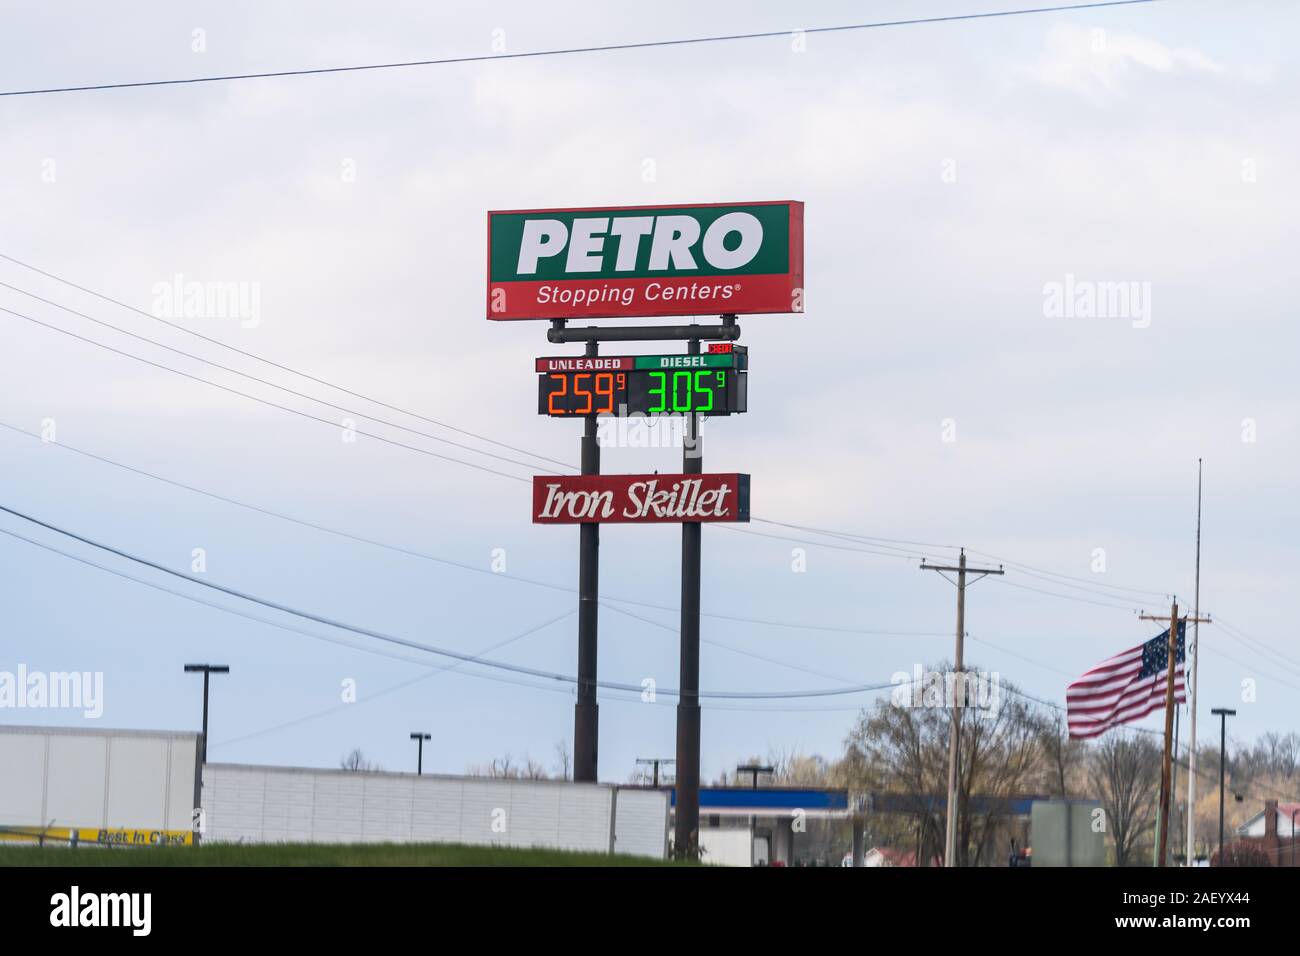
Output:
[1066,623,1185,740]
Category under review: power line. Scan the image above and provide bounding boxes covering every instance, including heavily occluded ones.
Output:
[0,423,1233,698]
[750,517,960,555]
[1197,636,1300,694]
[221,601,920,749]
[0,252,571,470]
[963,545,1171,598]
[775,522,1170,600]
[218,651,920,751]
[990,576,1143,612]
[722,524,1173,609]
[967,634,1079,679]
[0,257,1181,610]
[0,500,904,701]
[601,599,870,686]
[1214,615,1300,675]
[713,524,933,563]
[0,2,1162,98]
[0,278,564,474]
[0,419,949,639]
[0,304,533,483]
[210,609,577,749]
[4,485,1286,768]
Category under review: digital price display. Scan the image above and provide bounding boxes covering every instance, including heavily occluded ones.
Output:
[537,350,748,417]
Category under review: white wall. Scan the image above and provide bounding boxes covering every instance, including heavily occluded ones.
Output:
[203,763,669,858]
[699,827,753,867]
[613,786,670,859]
[0,725,197,831]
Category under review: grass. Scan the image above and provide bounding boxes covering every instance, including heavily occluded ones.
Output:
[0,841,689,867]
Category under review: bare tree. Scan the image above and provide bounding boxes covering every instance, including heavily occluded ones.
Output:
[841,663,1042,867]
[553,740,572,781]
[1088,734,1160,866]
[1037,712,1085,797]
[467,752,550,779]
[340,748,379,772]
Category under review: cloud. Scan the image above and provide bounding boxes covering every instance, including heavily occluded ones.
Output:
[1021,23,1225,102]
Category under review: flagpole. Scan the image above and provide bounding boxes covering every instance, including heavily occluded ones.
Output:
[1187,459,1203,864]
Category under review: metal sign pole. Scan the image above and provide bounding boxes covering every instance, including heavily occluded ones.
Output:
[574,336,600,782]
[542,316,742,847]
[674,335,703,859]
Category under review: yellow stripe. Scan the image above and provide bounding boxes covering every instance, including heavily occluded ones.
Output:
[0,826,193,846]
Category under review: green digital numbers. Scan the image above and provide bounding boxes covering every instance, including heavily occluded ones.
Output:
[671,370,692,411]
[694,370,715,412]
[648,370,668,413]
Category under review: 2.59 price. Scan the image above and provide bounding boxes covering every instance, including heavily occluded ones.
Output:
[546,371,627,415]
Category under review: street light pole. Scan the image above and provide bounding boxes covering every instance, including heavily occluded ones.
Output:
[410,732,431,775]
[1211,707,1235,865]
[183,664,230,766]
[184,663,229,845]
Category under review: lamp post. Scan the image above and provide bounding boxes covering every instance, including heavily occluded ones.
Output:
[1210,707,1235,866]
[184,664,229,844]
[409,732,431,775]
[183,664,230,766]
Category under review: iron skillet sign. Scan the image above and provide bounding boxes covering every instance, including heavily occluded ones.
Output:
[487,201,803,320]
[533,474,750,524]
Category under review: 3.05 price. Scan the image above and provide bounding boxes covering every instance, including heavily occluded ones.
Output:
[646,369,724,414]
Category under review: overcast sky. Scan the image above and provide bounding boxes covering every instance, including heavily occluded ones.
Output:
[1,0,1296,784]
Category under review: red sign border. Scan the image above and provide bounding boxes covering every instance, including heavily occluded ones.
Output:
[487,201,803,321]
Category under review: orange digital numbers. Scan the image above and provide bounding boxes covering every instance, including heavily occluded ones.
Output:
[595,372,615,414]
[573,373,594,414]
[546,372,567,415]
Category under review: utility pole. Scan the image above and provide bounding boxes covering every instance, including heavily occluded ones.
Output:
[574,337,600,783]
[1211,707,1235,865]
[920,549,1003,868]
[409,732,431,775]
[635,757,674,788]
[1187,458,1203,865]
[1171,704,1180,864]
[1139,602,1210,867]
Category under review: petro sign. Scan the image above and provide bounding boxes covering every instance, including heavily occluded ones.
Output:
[533,474,750,524]
[487,201,803,320]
